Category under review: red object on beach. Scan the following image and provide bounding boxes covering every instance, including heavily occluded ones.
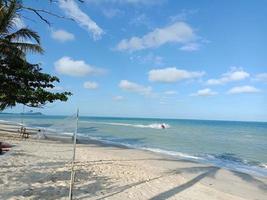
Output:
[1,143,12,149]
[0,142,12,154]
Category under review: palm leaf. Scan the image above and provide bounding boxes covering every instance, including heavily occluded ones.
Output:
[0,0,18,34]
[5,28,41,44]
[0,39,26,57]
[13,42,44,54]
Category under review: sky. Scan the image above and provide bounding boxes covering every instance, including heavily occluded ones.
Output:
[5,0,267,121]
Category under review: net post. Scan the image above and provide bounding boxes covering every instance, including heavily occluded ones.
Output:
[68,108,79,200]
[21,105,25,127]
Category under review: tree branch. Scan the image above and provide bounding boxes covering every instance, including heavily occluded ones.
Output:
[2,0,82,26]
[21,6,74,26]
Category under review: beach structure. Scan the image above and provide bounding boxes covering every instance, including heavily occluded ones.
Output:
[18,126,29,139]
[69,109,79,200]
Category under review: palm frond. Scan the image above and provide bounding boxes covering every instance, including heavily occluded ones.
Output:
[0,38,26,57]
[14,42,44,54]
[0,0,19,34]
[5,28,41,44]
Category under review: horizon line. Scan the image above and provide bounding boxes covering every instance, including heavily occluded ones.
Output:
[1,112,266,123]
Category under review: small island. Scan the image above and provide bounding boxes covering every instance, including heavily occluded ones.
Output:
[0,112,44,116]
[22,112,44,116]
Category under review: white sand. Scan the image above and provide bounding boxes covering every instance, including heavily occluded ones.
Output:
[0,123,267,200]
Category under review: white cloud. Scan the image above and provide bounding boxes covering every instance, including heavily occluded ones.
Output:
[206,67,250,85]
[254,73,267,83]
[54,56,102,77]
[191,88,218,96]
[148,67,205,83]
[180,43,199,51]
[112,95,124,101]
[164,90,177,95]
[119,80,152,95]
[83,81,98,89]
[58,0,103,40]
[116,21,196,52]
[51,29,75,42]
[129,13,151,28]
[170,9,198,22]
[143,53,163,65]
[130,53,163,66]
[102,8,123,18]
[227,86,260,94]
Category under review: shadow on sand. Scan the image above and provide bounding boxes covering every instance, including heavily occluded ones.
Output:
[149,166,219,200]
[1,143,267,200]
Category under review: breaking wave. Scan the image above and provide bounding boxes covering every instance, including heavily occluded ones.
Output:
[82,121,170,129]
[79,135,267,177]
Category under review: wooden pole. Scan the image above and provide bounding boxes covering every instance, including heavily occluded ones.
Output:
[68,109,79,200]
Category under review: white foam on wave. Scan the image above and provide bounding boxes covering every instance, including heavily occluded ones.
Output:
[0,119,23,126]
[196,154,267,177]
[84,135,139,148]
[81,121,170,129]
[80,135,202,161]
[141,147,203,160]
[42,127,73,136]
[78,135,267,177]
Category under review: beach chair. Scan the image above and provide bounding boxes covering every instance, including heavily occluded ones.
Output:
[22,127,29,139]
[18,127,29,139]
[18,126,23,137]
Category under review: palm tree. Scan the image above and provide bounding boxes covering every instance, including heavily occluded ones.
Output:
[0,0,43,58]
[0,0,71,110]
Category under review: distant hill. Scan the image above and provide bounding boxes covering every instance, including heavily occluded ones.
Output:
[0,112,44,115]
[22,112,43,115]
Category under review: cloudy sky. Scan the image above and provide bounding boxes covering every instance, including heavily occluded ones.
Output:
[7,0,267,121]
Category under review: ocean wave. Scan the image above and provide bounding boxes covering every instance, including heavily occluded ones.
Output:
[0,119,23,126]
[141,148,267,177]
[76,135,267,177]
[40,127,73,136]
[202,153,267,177]
[81,121,170,129]
[141,147,203,160]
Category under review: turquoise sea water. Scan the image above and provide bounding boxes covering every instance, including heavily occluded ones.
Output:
[1,114,267,176]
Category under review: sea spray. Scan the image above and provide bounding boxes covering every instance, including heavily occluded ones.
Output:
[81,121,170,129]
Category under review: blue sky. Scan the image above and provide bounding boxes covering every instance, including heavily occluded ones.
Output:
[6,0,267,121]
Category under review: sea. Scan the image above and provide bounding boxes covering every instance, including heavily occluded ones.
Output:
[1,113,267,177]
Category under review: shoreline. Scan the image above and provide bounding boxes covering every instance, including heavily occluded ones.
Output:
[1,119,267,178]
[1,124,267,199]
[79,135,267,178]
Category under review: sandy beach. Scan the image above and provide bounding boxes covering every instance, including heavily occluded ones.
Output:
[1,0,267,199]
[0,123,267,200]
